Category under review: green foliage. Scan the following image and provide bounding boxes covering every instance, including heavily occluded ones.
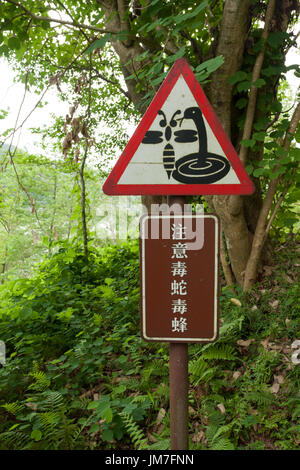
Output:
[0,237,299,450]
[0,239,157,449]
[119,412,148,450]
[205,411,234,450]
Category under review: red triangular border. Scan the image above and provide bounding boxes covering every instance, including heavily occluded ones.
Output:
[102,58,254,196]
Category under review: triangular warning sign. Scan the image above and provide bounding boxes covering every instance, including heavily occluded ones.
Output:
[103,58,254,196]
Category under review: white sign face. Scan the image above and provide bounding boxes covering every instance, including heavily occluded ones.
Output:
[119,75,240,186]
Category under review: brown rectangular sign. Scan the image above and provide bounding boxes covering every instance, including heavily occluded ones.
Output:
[140,214,220,343]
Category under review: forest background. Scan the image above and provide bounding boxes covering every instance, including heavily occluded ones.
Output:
[0,0,299,451]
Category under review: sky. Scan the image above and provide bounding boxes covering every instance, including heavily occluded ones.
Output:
[0,45,299,157]
[0,59,66,155]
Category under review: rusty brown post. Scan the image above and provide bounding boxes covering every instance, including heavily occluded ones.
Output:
[169,342,189,449]
[168,195,189,450]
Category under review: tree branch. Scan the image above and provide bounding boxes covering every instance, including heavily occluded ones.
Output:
[54,0,90,41]
[4,0,116,34]
[220,232,235,286]
[239,0,276,165]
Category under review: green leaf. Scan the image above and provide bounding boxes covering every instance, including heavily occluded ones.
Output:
[8,37,21,50]
[150,74,165,87]
[241,138,256,148]
[284,218,298,228]
[102,407,113,424]
[89,423,100,433]
[253,116,269,130]
[102,428,114,442]
[246,165,253,175]
[235,98,248,109]
[85,34,112,54]
[167,46,186,63]
[289,147,300,161]
[228,70,248,86]
[9,423,21,431]
[41,21,51,30]
[270,101,282,113]
[31,429,42,441]
[237,80,251,92]
[99,284,114,298]
[252,131,266,142]
[87,401,98,410]
[275,147,288,158]
[262,65,283,77]
[252,78,266,88]
[195,55,224,75]
[267,32,288,48]
[253,168,265,177]
[91,12,105,25]
[173,1,209,24]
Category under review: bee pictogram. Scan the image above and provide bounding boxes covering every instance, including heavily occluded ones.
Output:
[142,109,198,180]
[142,106,230,184]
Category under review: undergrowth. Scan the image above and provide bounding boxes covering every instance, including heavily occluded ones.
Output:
[0,237,299,450]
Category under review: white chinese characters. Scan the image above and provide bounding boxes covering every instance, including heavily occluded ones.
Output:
[170,222,189,333]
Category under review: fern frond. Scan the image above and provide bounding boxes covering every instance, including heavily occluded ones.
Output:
[292,405,300,420]
[131,394,151,404]
[120,411,148,450]
[39,411,61,427]
[219,315,244,337]
[210,437,234,450]
[2,402,24,415]
[189,358,208,376]
[148,438,170,450]
[209,411,225,428]
[28,370,50,391]
[41,391,65,410]
[247,390,274,406]
[206,419,234,451]
[189,359,214,385]
[38,412,78,450]
[154,383,170,401]
[210,424,233,443]
[143,359,168,379]
[121,378,141,390]
[128,348,143,371]
[0,430,31,450]
[201,344,237,361]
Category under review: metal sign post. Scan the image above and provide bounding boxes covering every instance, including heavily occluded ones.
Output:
[168,196,189,451]
[170,341,189,449]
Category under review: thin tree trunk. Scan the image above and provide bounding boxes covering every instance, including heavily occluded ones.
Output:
[239,0,276,166]
[80,55,92,257]
[80,161,88,257]
[243,102,300,290]
[207,0,252,285]
[48,172,57,254]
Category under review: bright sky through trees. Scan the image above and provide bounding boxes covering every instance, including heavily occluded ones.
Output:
[0,43,298,157]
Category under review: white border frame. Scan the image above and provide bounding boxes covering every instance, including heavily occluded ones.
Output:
[140,214,219,342]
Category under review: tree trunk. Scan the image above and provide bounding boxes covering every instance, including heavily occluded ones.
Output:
[206,0,253,285]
